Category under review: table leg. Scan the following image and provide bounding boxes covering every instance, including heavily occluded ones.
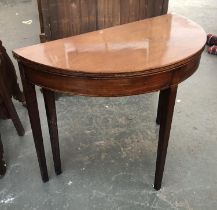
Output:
[156,90,164,125]
[19,64,49,182]
[42,88,62,175]
[154,85,177,190]
[0,134,6,176]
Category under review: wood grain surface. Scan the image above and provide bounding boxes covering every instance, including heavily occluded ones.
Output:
[14,14,206,76]
[37,0,169,40]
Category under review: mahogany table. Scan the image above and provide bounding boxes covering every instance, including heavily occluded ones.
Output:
[13,14,206,190]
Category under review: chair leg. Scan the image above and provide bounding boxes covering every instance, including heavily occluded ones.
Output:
[154,85,178,190]
[19,64,49,182]
[42,88,62,175]
[0,78,24,136]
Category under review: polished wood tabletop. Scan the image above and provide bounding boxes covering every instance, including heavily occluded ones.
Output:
[14,14,206,75]
[13,14,206,190]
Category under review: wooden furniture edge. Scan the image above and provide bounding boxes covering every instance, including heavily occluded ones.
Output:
[16,49,203,97]
[13,47,204,79]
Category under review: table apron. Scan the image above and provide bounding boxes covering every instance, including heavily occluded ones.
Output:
[21,56,201,97]
[25,69,173,96]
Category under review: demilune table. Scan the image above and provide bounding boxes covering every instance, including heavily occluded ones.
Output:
[13,14,206,190]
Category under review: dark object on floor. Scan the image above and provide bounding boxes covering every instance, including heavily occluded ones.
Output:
[0,41,25,136]
[0,41,25,117]
[0,41,25,135]
[206,34,217,46]
[0,133,6,176]
[0,41,25,176]
[208,45,217,55]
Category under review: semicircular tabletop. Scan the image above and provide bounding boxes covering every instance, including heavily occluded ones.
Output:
[13,14,206,76]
